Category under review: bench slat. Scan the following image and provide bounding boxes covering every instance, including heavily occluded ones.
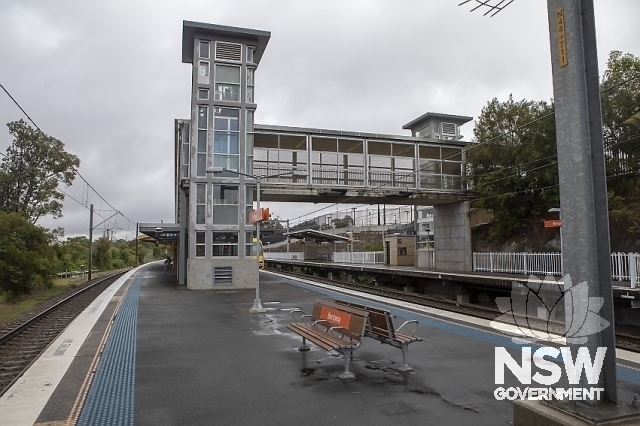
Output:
[333,299,423,371]
[287,322,359,350]
[394,331,423,344]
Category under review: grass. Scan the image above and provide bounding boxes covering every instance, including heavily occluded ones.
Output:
[0,272,112,326]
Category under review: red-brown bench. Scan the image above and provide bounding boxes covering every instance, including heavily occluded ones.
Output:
[286,300,368,379]
[334,299,423,372]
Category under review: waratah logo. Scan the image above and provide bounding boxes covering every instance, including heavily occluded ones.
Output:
[491,275,609,344]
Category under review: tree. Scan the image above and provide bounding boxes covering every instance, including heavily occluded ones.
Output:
[51,236,89,273]
[600,51,640,238]
[0,119,80,223]
[332,215,354,229]
[467,95,559,239]
[468,51,640,245]
[292,219,320,231]
[601,50,640,169]
[0,212,55,299]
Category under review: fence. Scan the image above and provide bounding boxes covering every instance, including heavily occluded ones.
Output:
[473,251,640,287]
[264,252,305,261]
[473,252,562,276]
[333,251,384,265]
[611,252,640,285]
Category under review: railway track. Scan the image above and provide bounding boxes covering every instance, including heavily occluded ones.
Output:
[266,267,640,353]
[0,271,128,397]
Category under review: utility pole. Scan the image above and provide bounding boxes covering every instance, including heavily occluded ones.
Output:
[286,218,290,260]
[547,0,616,403]
[88,204,93,281]
[135,222,139,266]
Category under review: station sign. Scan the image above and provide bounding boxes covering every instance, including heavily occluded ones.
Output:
[544,219,562,228]
[248,207,270,223]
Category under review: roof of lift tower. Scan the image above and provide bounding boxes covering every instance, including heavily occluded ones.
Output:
[181,20,271,64]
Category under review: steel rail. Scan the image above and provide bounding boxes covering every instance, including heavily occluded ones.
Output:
[0,270,128,397]
[267,267,640,352]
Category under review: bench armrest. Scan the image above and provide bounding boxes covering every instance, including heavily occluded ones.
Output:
[313,319,331,328]
[291,309,313,327]
[328,326,359,346]
[396,320,419,336]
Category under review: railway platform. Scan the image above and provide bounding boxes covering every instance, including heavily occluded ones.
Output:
[266,258,640,300]
[2,263,640,425]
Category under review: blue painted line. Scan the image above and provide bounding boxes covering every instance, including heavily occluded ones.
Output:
[77,269,144,426]
[274,273,640,385]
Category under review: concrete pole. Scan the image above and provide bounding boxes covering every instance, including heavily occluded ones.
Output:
[135,222,139,266]
[547,0,616,402]
[88,204,93,281]
[286,219,290,260]
[250,178,264,312]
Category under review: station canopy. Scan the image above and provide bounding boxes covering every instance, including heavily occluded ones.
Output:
[285,229,349,242]
[138,223,180,244]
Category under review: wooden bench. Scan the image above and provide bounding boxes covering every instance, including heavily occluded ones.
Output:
[334,299,423,372]
[286,300,368,379]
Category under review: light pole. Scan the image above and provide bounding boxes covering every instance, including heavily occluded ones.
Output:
[207,167,307,313]
[285,218,290,260]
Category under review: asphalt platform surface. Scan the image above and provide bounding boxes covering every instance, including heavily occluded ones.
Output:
[28,263,640,426]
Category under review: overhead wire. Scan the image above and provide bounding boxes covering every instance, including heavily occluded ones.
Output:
[285,73,639,225]
[0,82,138,229]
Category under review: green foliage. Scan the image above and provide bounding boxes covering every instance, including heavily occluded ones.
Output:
[600,51,640,236]
[363,243,383,252]
[0,212,55,299]
[332,215,353,229]
[467,95,559,240]
[468,50,640,242]
[291,219,320,231]
[0,120,80,223]
[51,236,89,273]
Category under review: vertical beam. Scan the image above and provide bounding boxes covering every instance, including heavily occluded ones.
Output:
[179,187,188,286]
[135,222,139,266]
[547,0,616,402]
[88,203,93,281]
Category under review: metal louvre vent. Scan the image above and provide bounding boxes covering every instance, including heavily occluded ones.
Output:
[215,42,242,62]
[441,122,457,135]
[212,266,233,286]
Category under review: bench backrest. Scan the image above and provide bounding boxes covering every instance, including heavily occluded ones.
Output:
[334,299,395,341]
[311,300,368,342]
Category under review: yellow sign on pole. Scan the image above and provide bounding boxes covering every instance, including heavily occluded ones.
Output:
[556,7,568,67]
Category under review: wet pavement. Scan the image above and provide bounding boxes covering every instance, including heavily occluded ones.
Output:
[23,263,640,425]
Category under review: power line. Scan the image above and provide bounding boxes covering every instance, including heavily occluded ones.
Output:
[0,81,138,228]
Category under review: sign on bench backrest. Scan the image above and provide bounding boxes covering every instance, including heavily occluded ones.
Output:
[334,299,394,340]
[312,301,367,340]
[319,305,352,329]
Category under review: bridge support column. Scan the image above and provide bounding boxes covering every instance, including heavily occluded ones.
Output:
[433,201,472,272]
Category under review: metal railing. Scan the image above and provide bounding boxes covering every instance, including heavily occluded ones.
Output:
[264,252,305,261]
[473,251,640,287]
[611,252,640,285]
[332,251,384,265]
[473,252,562,276]
[251,164,469,192]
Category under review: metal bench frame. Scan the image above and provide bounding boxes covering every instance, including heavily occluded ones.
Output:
[335,299,423,372]
[286,300,368,379]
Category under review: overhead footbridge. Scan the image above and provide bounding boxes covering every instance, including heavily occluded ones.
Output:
[250,121,476,206]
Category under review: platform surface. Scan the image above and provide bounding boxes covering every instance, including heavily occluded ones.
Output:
[2,263,639,425]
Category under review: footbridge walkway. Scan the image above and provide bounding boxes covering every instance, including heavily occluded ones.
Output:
[251,122,475,206]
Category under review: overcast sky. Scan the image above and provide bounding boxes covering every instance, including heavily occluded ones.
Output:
[1,0,638,239]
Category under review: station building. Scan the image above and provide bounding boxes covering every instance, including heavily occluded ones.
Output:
[142,21,475,289]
